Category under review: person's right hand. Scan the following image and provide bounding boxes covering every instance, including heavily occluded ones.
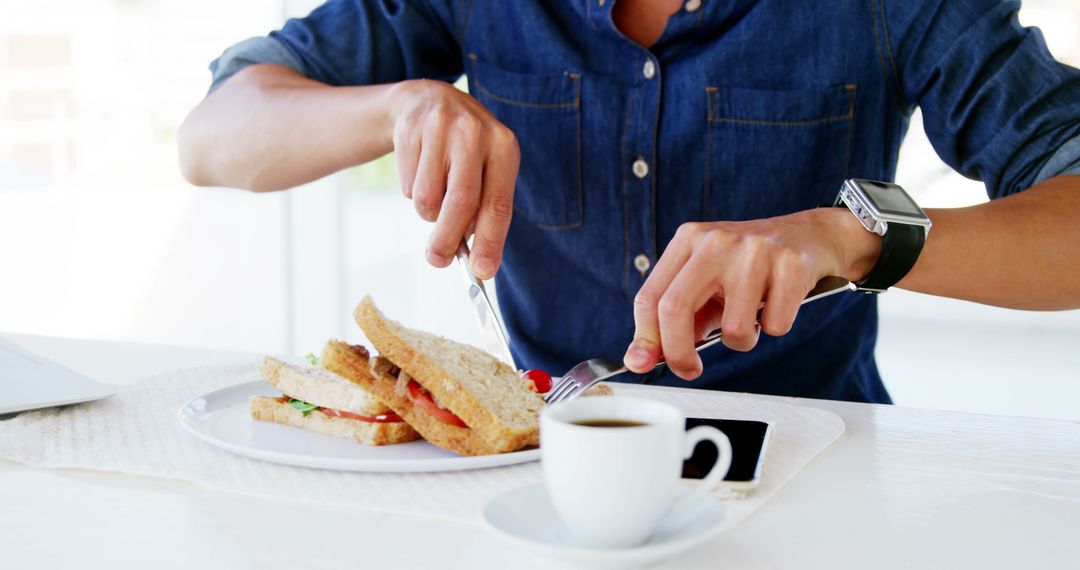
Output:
[388,79,520,280]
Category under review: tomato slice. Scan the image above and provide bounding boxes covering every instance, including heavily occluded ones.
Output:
[319,407,404,423]
[407,380,468,427]
[523,369,553,394]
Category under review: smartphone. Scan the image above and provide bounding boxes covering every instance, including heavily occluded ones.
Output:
[682,417,773,490]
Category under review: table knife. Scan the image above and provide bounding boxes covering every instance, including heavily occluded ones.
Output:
[455,240,516,369]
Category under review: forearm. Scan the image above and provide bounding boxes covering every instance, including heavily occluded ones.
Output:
[896,174,1080,310]
[178,64,397,192]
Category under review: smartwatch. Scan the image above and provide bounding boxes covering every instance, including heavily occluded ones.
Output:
[834,178,932,293]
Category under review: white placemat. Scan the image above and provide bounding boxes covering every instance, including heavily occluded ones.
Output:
[0,361,844,528]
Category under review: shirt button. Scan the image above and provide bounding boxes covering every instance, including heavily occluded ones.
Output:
[685,0,702,12]
[632,156,649,179]
[634,254,651,275]
[642,59,656,80]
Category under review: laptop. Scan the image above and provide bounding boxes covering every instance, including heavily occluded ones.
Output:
[0,336,115,415]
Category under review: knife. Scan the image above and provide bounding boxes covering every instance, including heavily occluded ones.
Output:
[455,239,516,369]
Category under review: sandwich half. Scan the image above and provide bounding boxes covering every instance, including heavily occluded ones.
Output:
[327,296,545,456]
[250,349,420,445]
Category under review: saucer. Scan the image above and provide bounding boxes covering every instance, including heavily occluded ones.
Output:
[482,483,727,569]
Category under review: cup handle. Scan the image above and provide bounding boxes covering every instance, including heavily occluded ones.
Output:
[673,425,732,509]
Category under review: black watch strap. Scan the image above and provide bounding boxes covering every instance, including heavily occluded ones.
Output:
[856,222,925,292]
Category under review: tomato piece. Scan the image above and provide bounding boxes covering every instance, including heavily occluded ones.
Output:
[319,407,404,423]
[406,380,468,427]
[523,369,553,394]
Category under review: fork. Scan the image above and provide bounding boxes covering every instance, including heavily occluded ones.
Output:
[543,275,856,404]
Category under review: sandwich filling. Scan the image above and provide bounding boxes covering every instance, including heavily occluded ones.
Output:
[275,396,405,424]
[386,364,468,428]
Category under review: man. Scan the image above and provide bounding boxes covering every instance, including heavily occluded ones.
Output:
[179,0,1080,403]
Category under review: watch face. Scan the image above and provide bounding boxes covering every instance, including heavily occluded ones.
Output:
[859,180,923,217]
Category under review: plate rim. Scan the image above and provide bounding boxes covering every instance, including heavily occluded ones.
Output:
[177,380,541,473]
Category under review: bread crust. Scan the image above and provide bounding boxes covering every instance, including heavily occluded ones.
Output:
[249,396,420,445]
[354,296,543,454]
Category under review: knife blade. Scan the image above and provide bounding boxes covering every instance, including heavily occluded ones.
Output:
[455,240,516,369]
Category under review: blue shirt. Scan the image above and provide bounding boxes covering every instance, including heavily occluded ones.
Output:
[209,0,1080,403]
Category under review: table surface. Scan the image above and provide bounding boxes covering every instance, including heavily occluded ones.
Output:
[3,333,1078,570]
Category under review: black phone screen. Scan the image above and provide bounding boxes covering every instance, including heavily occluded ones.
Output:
[683,417,771,482]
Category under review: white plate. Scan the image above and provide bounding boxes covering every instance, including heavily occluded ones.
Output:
[482,483,726,569]
[178,381,540,472]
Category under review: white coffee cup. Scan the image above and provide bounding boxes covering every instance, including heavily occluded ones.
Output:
[541,396,732,548]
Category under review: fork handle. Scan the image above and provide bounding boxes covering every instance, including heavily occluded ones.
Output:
[653,329,724,371]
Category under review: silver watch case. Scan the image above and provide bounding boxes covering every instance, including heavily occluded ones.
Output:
[835,179,932,237]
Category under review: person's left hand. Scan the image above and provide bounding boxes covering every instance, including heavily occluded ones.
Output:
[623,207,880,380]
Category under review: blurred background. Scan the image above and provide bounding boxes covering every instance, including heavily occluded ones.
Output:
[1,0,1078,419]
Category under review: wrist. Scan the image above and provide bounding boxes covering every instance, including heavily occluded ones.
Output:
[816,206,882,282]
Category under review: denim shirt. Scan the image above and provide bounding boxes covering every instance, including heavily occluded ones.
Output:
[209,0,1080,403]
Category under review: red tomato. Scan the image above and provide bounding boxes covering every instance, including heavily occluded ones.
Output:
[523,369,553,394]
[407,380,468,428]
[319,407,404,423]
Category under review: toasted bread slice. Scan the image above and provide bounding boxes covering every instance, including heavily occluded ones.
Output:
[325,344,499,455]
[320,339,379,389]
[354,296,544,454]
[259,355,390,416]
[249,396,420,445]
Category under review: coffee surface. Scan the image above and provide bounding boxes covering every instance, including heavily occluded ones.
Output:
[572,419,648,428]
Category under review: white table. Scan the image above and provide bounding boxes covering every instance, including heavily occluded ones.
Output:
[2,334,1078,569]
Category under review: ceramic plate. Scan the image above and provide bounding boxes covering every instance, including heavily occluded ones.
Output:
[178,381,540,472]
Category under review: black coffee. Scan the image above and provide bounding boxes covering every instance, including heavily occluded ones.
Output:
[572,419,648,428]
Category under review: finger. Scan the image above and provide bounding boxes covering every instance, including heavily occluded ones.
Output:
[759,256,809,336]
[427,140,482,267]
[718,271,767,352]
[470,131,518,280]
[693,297,725,341]
[625,225,701,373]
[393,120,421,199]
[412,130,448,224]
[657,246,724,380]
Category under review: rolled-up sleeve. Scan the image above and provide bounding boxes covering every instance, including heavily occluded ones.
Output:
[1035,134,1080,180]
[209,36,303,92]
[884,0,1080,198]
[207,0,462,92]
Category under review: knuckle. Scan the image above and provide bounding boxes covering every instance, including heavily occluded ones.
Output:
[633,289,656,313]
[776,247,810,275]
[413,189,440,218]
[675,222,700,240]
[703,227,733,247]
[486,192,515,222]
[453,113,482,136]
[471,235,500,261]
[721,325,759,351]
[444,186,479,212]
[657,294,685,321]
[428,106,453,128]
[490,123,518,148]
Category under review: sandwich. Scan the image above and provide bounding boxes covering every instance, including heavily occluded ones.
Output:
[250,345,421,445]
[321,296,545,456]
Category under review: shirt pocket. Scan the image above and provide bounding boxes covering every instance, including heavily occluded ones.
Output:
[704,84,857,221]
[468,54,583,229]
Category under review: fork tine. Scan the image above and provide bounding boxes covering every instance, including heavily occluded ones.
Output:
[558,383,586,403]
[545,377,577,404]
[547,375,574,396]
